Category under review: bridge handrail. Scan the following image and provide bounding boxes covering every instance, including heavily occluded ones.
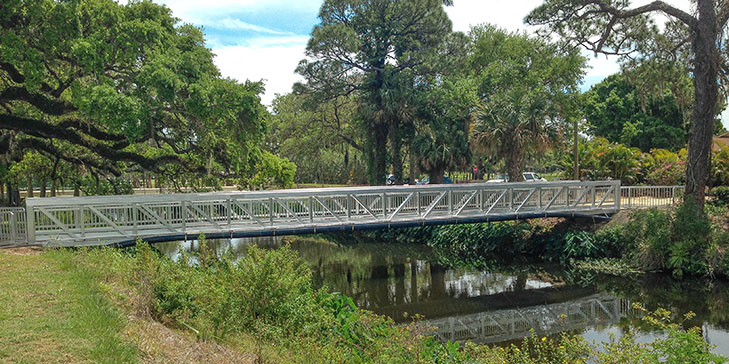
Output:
[25,180,620,207]
[24,180,622,246]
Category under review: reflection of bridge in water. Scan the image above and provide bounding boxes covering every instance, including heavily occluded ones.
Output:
[429,294,631,343]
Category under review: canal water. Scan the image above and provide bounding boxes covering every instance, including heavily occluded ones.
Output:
[155,236,729,355]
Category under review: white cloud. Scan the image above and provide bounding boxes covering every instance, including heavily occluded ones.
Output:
[156,0,322,24]
[219,18,290,35]
[446,0,543,33]
[213,44,307,105]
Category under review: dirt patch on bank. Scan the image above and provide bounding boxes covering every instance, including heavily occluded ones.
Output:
[0,245,43,255]
[126,317,256,364]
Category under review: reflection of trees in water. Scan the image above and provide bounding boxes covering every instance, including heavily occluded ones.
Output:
[157,236,572,313]
[593,274,729,331]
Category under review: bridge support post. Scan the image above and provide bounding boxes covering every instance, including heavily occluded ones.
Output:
[381,193,386,218]
[417,192,421,216]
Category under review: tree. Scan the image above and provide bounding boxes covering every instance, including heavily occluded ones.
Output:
[584,73,689,152]
[526,0,729,207]
[297,0,453,185]
[268,92,367,184]
[469,26,586,182]
[0,0,269,188]
[411,77,475,183]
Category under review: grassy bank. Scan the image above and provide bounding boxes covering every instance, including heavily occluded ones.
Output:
[2,243,726,363]
[0,248,137,363]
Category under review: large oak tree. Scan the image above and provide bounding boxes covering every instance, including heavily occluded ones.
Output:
[526,0,729,207]
[0,0,269,191]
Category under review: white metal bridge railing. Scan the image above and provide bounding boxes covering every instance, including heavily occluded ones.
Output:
[22,180,622,247]
[1,182,684,248]
[620,185,684,209]
[0,207,27,247]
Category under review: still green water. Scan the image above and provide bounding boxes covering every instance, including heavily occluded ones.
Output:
[155,236,729,354]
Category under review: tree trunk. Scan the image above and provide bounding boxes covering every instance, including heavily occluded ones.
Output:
[409,147,417,182]
[7,182,20,206]
[40,180,46,197]
[368,124,388,185]
[686,0,719,209]
[0,182,4,202]
[389,122,403,184]
[506,145,524,182]
[50,156,59,197]
[26,176,33,198]
[429,165,446,184]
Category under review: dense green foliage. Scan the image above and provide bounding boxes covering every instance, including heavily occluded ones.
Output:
[470,25,585,182]
[269,93,367,185]
[526,0,729,207]
[297,0,454,185]
[583,73,689,152]
[0,0,294,203]
[560,137,691,185]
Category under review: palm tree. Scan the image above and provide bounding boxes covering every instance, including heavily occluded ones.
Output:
[468,25,585,182]
[473,93,559,182]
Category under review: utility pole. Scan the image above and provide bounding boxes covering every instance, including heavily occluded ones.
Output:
[573,117,580,181]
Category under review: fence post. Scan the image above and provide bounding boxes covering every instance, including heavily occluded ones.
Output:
[614,181,621,212]
[133,204,138,237]
[346,194,351,221]
[448,190,453,215]
[227,198,232,229]
[10,212,17,244]
[25,202,35,244]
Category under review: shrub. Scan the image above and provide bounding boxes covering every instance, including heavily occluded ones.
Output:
[430,222,531,264]
[710,186,729,207]
[561,230,604,263]
[594,225,629,257]
[669,201,712,277]
[148,243,331,341]
[623,209,672,270]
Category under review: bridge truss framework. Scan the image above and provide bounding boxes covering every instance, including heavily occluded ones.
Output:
[1,181,682,247]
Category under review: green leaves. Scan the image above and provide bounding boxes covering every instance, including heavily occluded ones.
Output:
[470,26,585,181]
[1,0,270,185]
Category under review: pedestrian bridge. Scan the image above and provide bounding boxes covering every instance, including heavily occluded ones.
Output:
[1,181,682,247]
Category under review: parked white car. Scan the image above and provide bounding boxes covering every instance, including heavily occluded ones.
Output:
[486,172,547,183]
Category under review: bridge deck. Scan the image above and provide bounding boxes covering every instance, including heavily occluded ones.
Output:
[0,181,682,247]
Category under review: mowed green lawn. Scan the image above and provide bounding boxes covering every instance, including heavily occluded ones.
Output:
[0,249,137,364]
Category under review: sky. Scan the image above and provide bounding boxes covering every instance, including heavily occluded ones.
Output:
[149,0,721,123]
